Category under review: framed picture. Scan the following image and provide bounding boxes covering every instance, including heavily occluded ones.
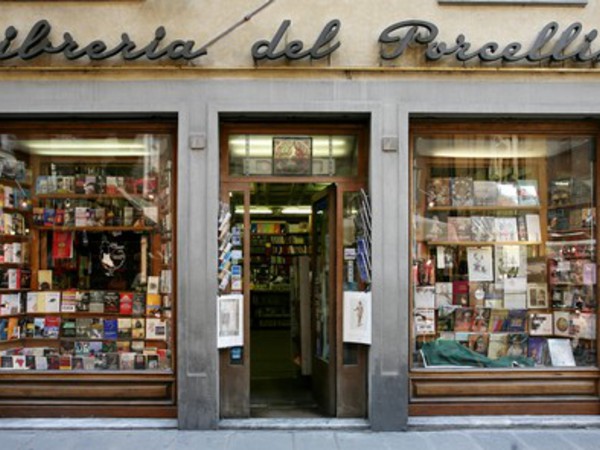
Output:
[527,283,549,309]
[273,137,312,175]
[343,291,372,345]
[217,294,243,348]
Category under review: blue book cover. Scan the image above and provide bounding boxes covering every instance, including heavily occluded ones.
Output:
[103,319,118,340]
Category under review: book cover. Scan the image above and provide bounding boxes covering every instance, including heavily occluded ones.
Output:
[503,277,527,309]
[120,352,135,370]
[527,283,548,308]
[495,245,527,280]
[436,305,456,332]
[553,311,572,337]
[59,355,72,370]
[447,217,472,242]
[506,333,528,358]
[103,291,120,314]
[89,318,104,339]
[43,208,55,226]
[470,216,495,242]
[52,231,74,260]
[528,337,549,365]
[89,291,105,313]
[434,282,453,308]
[516,216,528,241]
[37,270,53,290]
[43,316,61,338]
[473,181,498,206]
[147,355,160,370]
[426,178,451,207]
[103,319,118,339]
[60,290,78,313]
[487,333,509,359]
[414,286,435,309]
[106,353,119,370]
[453,307,474,332]
[548,338,576,367]
[494,218,519,242]
[145,293,162,315]
[472,307,491,332]
[132,293,146,316]
[451,281,469,307]
[506,309,527,332]
[146,318,167,340]
[134,354,147,370]
[571,313,596,340]
[469,282,490,308]
[44,291,61,313]
[573,339,597,367]
[131,318,146,339]
[467,247,494,282]
[525,214,541,242]
[424,213,447,242]
[74,340,91,355]
[147,276,160,294]
[496,183,519,206]
[75,318,92,339]
[414,308,435,335]
[529,313,554,336]
[517,180,539,206]
[102,340,118,353]
[451,177,474,207]
[33,317,45,338]
[468,333,490,355]
[76,291,90,312]
[117,318,132,339]
[119,292,133,315]
[61,318,76,338]
[488,309,509,332]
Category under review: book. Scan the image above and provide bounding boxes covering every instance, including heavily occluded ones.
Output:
[414,286,435,309]
[147,276,160,294]
[447,217,471,242]
[516,216,528,241]
[44,292,61,313]
[526,283,548,308]
[571,313,596,340]
[494,218,519,242]
[52,231,74,260]
[517,180,539,206]
[451,177,474,207]
[132,293,146,316]
[119,292,133,315]
[525,214,541,242]
[528,337,549,365]
[452,281,469,307]
[472,307,491,332]
[436,305,456,332]
[453,308,474,332]
[414,308,436,335]
[470,216,495,242]
[424,213,447,242]
[487,333,509,359]
[506,333,528,358]
[488,309,509,332]
[61,318,76,338]
[134,354,147,370]
[469,282,489,307]
[427,178,451,207]
[496,183,519,206]
[553,311,572,337]
[434,282,453,308]
[103,319,118,339]
[466,247,494,282]
[495,245,527,280]
[146,318,168,340]
[131,318,146,339]
[468,333,489,355]
[103,291,120,314]
[548,338,576,367]
[573,339,596,367]
[503,277,527,309]
[529,313,553,336]
[89,291,105,313]
[89,318,104,339]
[120,352,135,370]
[506,309,527,332]
[60,290,78,313]
[146,293,162,315]
[473,181,498,206]
[43,316,61,338]
[117,318,132,339]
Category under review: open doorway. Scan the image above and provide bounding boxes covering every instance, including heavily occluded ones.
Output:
[249,183,328,418]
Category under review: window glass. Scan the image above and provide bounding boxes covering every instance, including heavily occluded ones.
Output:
[412,132,597,369]
[0,128,175,372]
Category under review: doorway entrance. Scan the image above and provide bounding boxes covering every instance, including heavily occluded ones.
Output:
[218,122,370,419]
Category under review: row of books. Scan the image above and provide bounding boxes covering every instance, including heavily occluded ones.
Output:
[424,214,541,242]
[0,242,29,264]
[549,177,593,207]
[427,178,539,207]
[0,291,166,315]
[0,316,168,340]
[548,207,595,232]
[36,174,158,196]
[0,350,171,371]
[428,335,592,367]
[0,212,27,236]
[32,205,158,227]
[0,268,31,289]
[0,184,31,210]
[416,280,596,311]
[415,306,596,339]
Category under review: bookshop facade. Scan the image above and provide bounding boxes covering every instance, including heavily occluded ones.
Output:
[0,0,600,431]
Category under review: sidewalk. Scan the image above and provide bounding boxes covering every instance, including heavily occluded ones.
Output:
[1,419,599,450]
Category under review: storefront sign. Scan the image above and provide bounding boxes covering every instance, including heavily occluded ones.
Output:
[1,18,600,66]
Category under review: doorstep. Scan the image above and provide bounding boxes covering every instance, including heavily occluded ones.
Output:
[219,418,370,430]
[0,418,178,430]
[408,415,600,430]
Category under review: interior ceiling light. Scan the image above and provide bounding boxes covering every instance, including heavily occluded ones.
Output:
[22,139,149,156]
[234,206,273,215]
[281,206,312,215]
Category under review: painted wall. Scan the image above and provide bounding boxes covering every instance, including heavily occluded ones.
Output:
[0,0,597,70]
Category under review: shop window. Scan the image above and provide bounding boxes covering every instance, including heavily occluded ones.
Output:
[0,123,175,372]
[412,126,597,369]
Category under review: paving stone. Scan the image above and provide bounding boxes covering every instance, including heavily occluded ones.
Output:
[509,430,580,450]
[334,431,396,450]
[291,431,338,450]
[421,431,485,450]
[378,431,435,450]
[227,431,294,450]
[0,431,37,450]
[469,430,531,450]
[171,431,231,450]
[533,430,600,450]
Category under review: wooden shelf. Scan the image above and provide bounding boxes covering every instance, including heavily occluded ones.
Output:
[0,288,31,292]
[3,312,168,319]
[0,235,30,240]
[1,207,31,214]
[429,205,541,212]
[0,262,29,268]
[548,202,593,211]
[0,179,31,188]
[36,193,152,201]
[425,240,542,246]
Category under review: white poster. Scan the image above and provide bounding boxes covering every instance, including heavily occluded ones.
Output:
[217,294,244,349]
[343,291,372,345]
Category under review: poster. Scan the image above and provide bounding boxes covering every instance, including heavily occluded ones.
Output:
[217,294,243,349]
[343,291,372,345]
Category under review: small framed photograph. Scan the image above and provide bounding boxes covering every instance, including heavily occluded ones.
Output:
[527,283,549,309]
[273,137,312,175]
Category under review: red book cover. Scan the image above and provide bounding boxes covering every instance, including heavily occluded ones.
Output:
[52,231,74,260]
[452,281,469,306]
[119,292,133,315]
